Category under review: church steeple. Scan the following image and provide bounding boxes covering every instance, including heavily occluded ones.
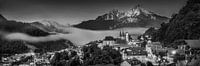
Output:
[122,29,125,36]
[119,30,122,37]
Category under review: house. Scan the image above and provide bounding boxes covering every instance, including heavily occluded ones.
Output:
[123,47,147,60]
[147,42,163,52]
[115,38,127,45]
[113,44,132,51]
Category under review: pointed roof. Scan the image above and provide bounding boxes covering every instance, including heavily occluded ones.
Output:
[104,36,115,41]
[120,30,122,37]
[122,29,125,36]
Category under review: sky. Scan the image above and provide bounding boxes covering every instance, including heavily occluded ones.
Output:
[0,0,187,24]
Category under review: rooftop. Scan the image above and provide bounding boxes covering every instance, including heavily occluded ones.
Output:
[113,44,130,48]
[104,36,115,41]
[115,38,127,44]
[125,47,147,56]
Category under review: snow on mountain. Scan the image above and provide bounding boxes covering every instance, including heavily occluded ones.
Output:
[74,5,170,30]
[97,5,168,23]
[31,20,70,34]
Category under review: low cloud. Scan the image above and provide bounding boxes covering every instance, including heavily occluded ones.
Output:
[3,32,65,42]
[58,27,148,45]
[0,27,147,45]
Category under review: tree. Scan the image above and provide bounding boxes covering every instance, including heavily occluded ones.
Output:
[82,43,123,66]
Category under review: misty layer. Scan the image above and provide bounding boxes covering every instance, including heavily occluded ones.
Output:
[4,32,64,42]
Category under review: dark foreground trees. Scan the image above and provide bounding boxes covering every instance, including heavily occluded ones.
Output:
[50,42,123,66]
[0,39,29,57]
[82,43,123,66]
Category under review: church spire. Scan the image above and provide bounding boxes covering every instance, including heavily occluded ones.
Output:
[119,30,122,37]
[122,29,125,36]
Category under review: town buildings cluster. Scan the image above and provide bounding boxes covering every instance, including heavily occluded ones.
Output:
[1,30,200,66]
[96,30,200,66]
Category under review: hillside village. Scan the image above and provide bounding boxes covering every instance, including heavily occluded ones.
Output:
[1,0,200,66]
[1,31,200,66]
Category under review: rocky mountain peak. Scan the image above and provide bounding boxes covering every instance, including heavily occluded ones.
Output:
[31,20,69,34]
[126,5,154,17]
[74,5,169,30]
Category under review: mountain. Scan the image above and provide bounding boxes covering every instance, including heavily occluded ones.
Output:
[144,0,200,45]
[0,14,75,57]
[31,20,69,34]
[74,5,169,30]
[0,15,50,37]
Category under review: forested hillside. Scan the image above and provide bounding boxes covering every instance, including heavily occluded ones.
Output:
[144,0,200,44]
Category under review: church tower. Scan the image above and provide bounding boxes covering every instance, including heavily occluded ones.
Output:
[119,29,126,39]
[125,32,129,42]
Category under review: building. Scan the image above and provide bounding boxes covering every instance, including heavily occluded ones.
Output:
[99,31,133,48]
[119,30,132,43]
[119,30,126,39]
[145,42,163,54]
[148,42,163,52]
[122,47,147,60]
[102,36,116,46]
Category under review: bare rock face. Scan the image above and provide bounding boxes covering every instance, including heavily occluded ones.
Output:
[74,5,169,30]
[31,20,69,34]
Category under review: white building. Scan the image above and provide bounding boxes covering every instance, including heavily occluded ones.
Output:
[102,36,116,46]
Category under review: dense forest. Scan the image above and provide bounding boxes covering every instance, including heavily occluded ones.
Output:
[0,38,74,57]
[144,0,200,45]
[0,39,29,57]
[29,39,74,53]
[82,42,122,66]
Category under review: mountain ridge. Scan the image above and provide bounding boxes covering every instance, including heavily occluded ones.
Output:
[31,20,70,34]
[144,0,200,45]
[0,14,74,57]
[74,5,169,30]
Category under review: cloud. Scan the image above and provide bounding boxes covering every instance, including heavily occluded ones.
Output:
[1,27,147,45]
[3,32,65,42]
[57,27,148,45]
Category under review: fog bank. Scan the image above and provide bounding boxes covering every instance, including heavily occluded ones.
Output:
[2,27,148,45]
